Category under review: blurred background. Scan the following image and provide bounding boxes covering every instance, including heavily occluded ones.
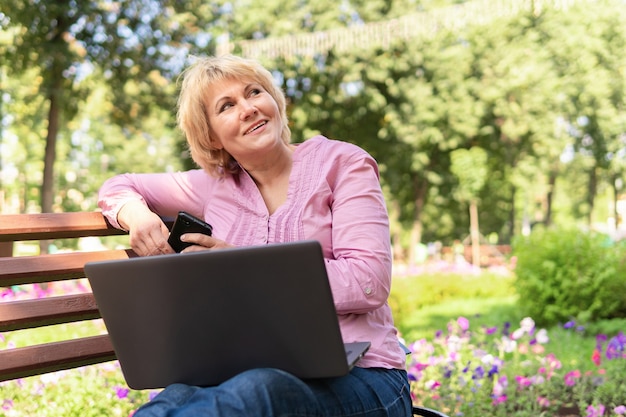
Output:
[1,0,625,265]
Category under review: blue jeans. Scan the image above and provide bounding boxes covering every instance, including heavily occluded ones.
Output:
[133,367,412,417]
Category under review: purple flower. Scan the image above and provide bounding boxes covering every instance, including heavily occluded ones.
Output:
[487,364,499,377]
[606,332,625,360]
[564,320,576,329]
[472,366,485,380]
[502,322,511,336]
[116,386,130,399]
[485,326,498,335]
[614,405,626,415]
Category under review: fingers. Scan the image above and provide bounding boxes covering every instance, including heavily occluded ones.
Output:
[128,215,174,257]
[179,234,234,253]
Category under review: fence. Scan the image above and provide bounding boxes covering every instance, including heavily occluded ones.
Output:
[217,0,588,59]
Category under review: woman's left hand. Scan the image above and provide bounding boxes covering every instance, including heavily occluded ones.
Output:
[179,234,234,252]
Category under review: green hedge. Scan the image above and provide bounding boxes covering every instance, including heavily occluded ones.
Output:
[512,227,626,326]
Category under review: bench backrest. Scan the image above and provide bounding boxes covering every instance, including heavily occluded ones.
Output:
[0,212,134,382]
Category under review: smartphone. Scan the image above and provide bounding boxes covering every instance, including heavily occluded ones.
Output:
[167,211,213,253]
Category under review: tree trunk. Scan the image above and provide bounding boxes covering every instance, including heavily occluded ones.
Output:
[587,166,597,227]
[612,174,620,231]
[469,200,480,267]
[545,170,557,227]
[408,176,429,266]
[39,57,64,254]
[509,185,516,240]
[42,77,62,215]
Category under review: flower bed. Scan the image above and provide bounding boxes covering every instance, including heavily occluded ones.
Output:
[2,283,625,416]
[406,317,626,417]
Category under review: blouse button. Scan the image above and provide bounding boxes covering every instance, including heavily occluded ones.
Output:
[364,287,372,295]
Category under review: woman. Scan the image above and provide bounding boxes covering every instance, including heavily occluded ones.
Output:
[98,54,411,416]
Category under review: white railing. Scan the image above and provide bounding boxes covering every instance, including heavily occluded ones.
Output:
[217,0,586,59]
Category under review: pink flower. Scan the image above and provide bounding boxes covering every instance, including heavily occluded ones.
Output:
[457,316,470,332]
[492,394,507,405]
[532,344,545,354]
[537,396,551,407]
[515,375,532,388]
[425,380,441,390]
[2,399,13,410]
[586,404,605,417]
[614,405,626,415]
[492,375,508,396]
[564,370,581,386]
[592,348,602,366]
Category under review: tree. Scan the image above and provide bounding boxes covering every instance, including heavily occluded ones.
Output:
[0,0,221,216]
[450,147,487,266]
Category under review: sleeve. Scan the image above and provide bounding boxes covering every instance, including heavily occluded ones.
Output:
[324,148,393,315]
[98,170,210,229]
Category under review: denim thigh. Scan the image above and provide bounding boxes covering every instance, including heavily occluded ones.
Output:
[133,367,412,417]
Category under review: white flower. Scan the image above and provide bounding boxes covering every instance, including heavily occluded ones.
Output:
[501,337,517,353]
[536,328,549,344]
[511,328,525,340]
[447,335,462,352]
[481,354,495,365]
[520,317,535,333]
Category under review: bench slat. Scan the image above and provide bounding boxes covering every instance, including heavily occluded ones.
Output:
[0,335,116,382]
[0,212,126,241]
[0,294,101,332]
[0,249,133,287]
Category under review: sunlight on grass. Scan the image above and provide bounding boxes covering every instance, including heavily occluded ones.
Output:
[399,295,519,341]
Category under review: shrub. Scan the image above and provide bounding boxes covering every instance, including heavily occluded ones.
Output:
[512,228,626,326]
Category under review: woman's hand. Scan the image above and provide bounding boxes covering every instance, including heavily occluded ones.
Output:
[117,201,173,256]
[179,234,234,253]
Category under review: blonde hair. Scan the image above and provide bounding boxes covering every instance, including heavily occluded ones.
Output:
[177,55,291,176]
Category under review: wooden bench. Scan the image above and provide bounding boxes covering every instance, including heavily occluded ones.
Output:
[0,211,447,417]
[0,212,136,381]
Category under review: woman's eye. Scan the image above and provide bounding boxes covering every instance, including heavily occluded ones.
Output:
[249,88,261,96]
[219,102,233,112]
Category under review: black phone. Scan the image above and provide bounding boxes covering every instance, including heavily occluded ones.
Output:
[167,211,213,253]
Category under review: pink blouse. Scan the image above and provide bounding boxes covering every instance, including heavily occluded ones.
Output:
[98,135,406,370]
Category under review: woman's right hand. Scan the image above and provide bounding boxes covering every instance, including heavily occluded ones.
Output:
[117,201,174,257]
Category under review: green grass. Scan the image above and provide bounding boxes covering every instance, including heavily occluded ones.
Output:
[397,295,519,341]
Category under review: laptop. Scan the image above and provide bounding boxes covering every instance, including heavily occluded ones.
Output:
[85,240,370,390]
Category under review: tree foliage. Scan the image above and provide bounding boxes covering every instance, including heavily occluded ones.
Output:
[1,0,625,257]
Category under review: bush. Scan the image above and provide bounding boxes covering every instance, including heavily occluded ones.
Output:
[512,228,626,326]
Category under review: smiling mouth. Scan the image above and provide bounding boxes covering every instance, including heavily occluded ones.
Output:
[245,121,267,135]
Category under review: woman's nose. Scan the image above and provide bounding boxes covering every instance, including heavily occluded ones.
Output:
[240,101,258,120]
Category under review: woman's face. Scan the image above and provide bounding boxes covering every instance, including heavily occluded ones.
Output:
[205,77,283,164]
